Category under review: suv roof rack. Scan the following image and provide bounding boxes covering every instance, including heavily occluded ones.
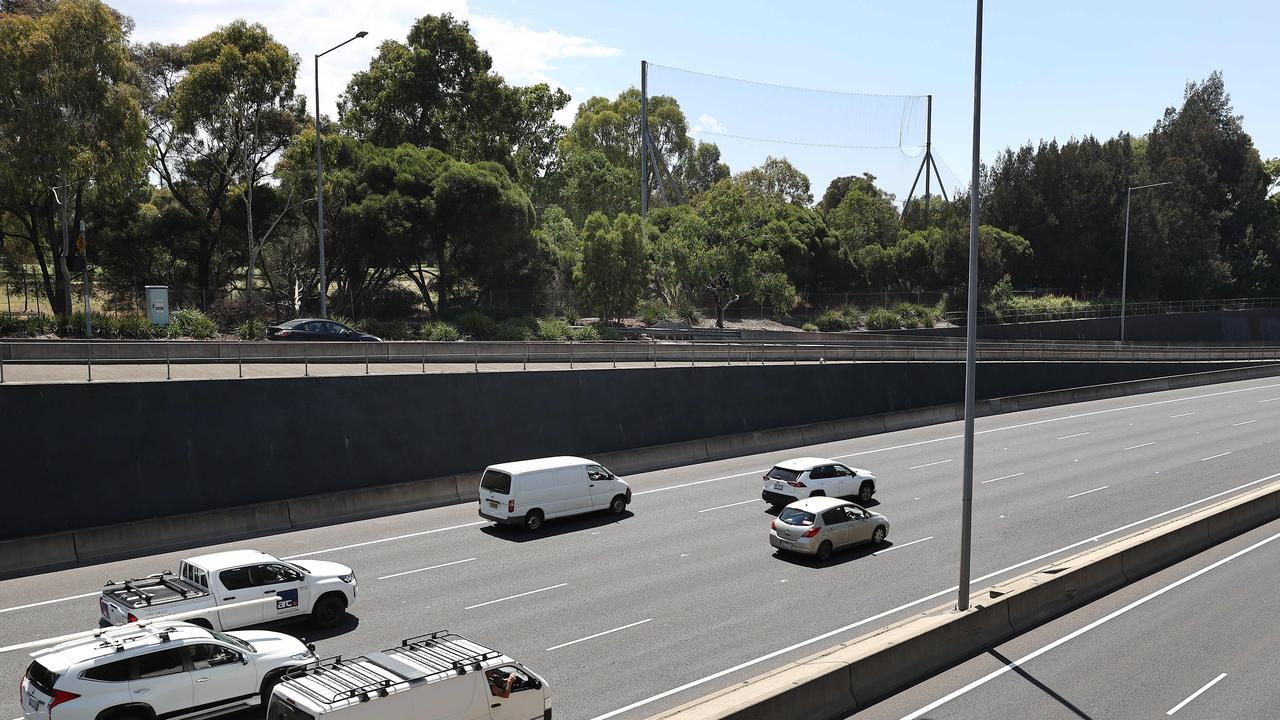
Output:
[279,631,502,706]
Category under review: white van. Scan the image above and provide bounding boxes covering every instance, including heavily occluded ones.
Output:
[477,456,631,530]
[265,631,549,720]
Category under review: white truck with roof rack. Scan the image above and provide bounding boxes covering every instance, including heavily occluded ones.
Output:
[265,631,551,720]
[99,550,357,632]
[18,619,316,720]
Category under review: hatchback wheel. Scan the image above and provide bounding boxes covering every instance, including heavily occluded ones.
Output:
[815,540,833,561]
[872,526,887,544]
[859,482,875,504]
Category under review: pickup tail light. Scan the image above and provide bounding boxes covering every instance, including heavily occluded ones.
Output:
[770,519,777,530]
[127,613,138,623]
[507,499,515,514]
[49,689,80,709]
[801,527,821,538]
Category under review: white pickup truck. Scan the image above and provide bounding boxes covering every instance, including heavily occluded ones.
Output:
[99,550,357,631]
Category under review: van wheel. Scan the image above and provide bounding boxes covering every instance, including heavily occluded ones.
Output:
[609,495,628,514]
[523,509,545,531]
[859,482,875,504]
[815,541,834,561]
[311,593,347,629]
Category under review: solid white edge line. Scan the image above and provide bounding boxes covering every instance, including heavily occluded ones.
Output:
[282,520,488,559]
[1124,442,1158,451]
[1231,420,1256,427]
[981,472,1025,485]
[587,472,1280,720]
[872,537,934,556]
[1170,412,1197,418]
[908,459,953,470]
[898,535,1278,720]
[546,619,653,651]
[464,583,567,610]
[697,499,760,513]
[1259,397,1280,403]
[1201,452,1233,462]
[0,591,102,615]
[1056,432,1091,440]
[376,557,477,581]
[1067,486,1110,499]
[635,471,764,496]
[1166,673,1228,715]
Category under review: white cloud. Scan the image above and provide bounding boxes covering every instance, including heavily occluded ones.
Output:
[121,0,619,125]
[692,113,725,135]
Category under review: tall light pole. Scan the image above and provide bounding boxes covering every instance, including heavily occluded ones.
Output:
[314,31,367,319]
[957,0,983,613]
[1120,181,1172,342]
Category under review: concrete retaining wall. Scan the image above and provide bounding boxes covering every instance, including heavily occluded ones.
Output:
[890,307,1280,343]
[647,479,1280,720]
[1,361,1277,577]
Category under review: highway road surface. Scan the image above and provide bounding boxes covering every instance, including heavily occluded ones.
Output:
[2,376,1277,720]
[853,515,1280,720]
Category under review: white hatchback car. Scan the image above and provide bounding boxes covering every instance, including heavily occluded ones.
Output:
[18,621,314,720]
[761,457,877,507]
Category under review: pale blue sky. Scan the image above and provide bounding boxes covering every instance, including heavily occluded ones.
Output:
[117,0,1277,200]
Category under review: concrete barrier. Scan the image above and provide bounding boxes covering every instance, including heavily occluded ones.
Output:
[646,480,1280,720]
[286,475,465,529]
[72,502,294,564]
[0,533,80,576]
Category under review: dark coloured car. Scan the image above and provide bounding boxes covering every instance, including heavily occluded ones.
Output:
[266,318,381,341]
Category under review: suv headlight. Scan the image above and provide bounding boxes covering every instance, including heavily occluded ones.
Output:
[290,651,314,661]
[339,573,356,584]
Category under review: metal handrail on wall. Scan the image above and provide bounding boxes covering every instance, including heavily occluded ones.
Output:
[0,338,1277,384]
[944,297,1280,325]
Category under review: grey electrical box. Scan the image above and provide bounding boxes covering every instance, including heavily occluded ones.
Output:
[145,286,170,325]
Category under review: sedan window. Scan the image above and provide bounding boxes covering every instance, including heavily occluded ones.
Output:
[821,508,848,525]
[778,508,815,526]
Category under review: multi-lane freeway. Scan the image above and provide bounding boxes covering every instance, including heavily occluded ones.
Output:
[2,376,1277,720]
[854,515,1280,719]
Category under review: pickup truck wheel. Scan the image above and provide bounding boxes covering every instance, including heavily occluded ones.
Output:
[311,593,347,629]
[188,618,213,630]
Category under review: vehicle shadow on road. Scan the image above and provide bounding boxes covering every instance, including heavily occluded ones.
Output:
[772,542,883,568]
[480,510,636,542]
[258,613,360,644]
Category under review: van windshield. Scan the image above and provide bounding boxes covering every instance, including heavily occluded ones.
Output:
[481,470,512,494]
[265,695,315,720]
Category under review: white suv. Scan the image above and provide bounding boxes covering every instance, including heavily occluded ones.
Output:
[761,457,877,507]
[18,621,315,720]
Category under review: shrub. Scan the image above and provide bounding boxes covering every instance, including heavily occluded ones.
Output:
[361,319,412,340]
[535,317,570,341]
[54,313,87,338]
[865,307,904,330]
[891,302,939,329]
[167,308,217,339]
[801,322,819,332]
[419,321,462,341]
[91,315,121,339]
[494,317,535,341]
[454,310,498,340]
[117,315,161,339]
[813,307,860,332]
[568,324,600,341]
[25,314,54,336]
[636,299,671,326]
[235,318,267,340]
[328,314,364,333]
[597,325,624,341]
[675,298,700,325]
[0,314,25,337]
[561,306,580,324]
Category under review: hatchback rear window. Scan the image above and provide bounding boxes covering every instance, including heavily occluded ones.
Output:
[767,467,800,482]
[778,508,815,526]
[25,661,59,695]
[481,470,512,494]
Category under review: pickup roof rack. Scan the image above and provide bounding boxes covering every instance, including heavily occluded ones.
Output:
[280,631,502,707]
[102,573,203,607]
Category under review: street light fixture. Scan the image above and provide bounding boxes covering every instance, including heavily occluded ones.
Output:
[314,31,368,319]
[1120,181,1172,342]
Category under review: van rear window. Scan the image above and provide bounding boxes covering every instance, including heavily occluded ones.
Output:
[481,470,512,494]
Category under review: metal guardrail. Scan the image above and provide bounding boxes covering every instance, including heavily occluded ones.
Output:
[944,297,1280,325]
[0,338,1276,384]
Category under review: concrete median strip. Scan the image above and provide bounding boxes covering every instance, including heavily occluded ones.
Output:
[643,478,1280,720]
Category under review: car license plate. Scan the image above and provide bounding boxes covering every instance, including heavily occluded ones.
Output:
[487,500,498,509]
[774,539,794,550]
[772,482,784,490]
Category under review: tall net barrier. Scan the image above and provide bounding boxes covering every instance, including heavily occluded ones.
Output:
[644,62,961,208]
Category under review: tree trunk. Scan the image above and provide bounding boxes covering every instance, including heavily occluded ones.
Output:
[713,293,725,329]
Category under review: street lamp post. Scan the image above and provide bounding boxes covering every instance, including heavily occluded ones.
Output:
[1120,181,1172,342]
[314,31,367,319]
